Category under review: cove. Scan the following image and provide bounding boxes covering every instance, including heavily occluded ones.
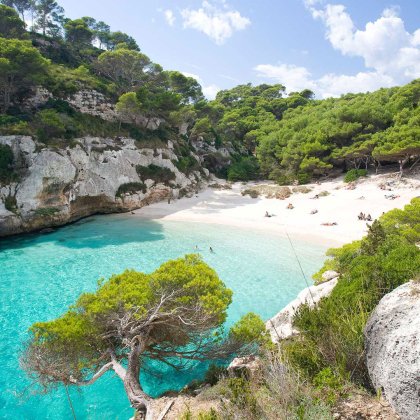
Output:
[0,214,326,419]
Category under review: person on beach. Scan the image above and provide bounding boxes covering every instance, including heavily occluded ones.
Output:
[287,203,294,209]
[366,214,372,221]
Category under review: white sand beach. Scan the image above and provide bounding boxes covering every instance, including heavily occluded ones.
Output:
[135,173,420,247]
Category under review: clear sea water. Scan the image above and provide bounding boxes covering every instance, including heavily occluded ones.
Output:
[0,215,326,419]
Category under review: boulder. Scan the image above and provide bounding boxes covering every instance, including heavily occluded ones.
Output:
[322,270,339,282]
[266,277,338,342]
[228,355,261,379]
[364,281,420,420]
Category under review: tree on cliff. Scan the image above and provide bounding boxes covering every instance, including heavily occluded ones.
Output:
[64,18,94,47]
[0,4,26,38]
[33,0,64,37]
[94,48,153,95]
[22,255,265,419]
[0,38,49,112]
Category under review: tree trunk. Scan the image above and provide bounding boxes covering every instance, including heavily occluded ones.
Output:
[124,345,153,419]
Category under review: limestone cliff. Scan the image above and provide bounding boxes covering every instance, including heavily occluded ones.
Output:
[0,135,208,237]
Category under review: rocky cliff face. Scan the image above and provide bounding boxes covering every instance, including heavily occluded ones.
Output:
[364,281,420,420]
[0,135,207,237]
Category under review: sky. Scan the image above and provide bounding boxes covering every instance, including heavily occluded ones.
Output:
[57,0,420,99]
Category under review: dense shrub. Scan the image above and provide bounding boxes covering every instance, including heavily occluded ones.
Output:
[227,156,260,182]
[174,156,200,174]
[34,109,68,141]
[33,207,60,217]
[0,144,14,183]
[284,198,420,387]
[115,182,146,197]
[136,164,175,185]
[344,169,368,183]
[4,194,17,212]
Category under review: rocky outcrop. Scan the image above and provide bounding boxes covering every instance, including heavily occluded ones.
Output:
[266,276,339,342]
[322,270,339,282]
[364,281,420,420]
[0,135,206,237]
[67,89,119,122]
[228,355,261,379]
[23,87,163,129]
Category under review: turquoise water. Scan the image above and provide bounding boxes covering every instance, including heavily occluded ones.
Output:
[0,215,326,419]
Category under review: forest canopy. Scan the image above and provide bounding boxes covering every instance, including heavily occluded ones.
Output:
[0,1,419,181]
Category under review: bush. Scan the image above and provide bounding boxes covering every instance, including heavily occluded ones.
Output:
[4,194,17,212]
[116,182,146,197]
[296,172,311,184]
[0,144,14,183]
[174,156,200,174]
[136,164,175,185]
[313,367,345,405]
[227,156,260,182]
[241,189,259,198]
[34,207,60,217]
[344,169,368,183]
[204,364,227,386]
[35,109,67,141]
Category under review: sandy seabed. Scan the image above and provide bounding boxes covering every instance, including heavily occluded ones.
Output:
[134,173,420,248]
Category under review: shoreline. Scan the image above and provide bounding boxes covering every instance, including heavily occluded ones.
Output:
[134,173,419,248]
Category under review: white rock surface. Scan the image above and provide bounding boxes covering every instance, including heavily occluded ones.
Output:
[0,136,205,236]
[266,277,339,342]
[365,281,420,420]
[322,270,340,282]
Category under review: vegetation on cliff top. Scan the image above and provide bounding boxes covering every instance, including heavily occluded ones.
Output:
[1,2,419,182]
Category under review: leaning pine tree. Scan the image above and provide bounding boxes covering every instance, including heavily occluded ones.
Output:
[22,255,265,419]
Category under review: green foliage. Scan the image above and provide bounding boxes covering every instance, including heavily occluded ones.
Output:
[226,377,258,413]
[229,312,271,347]
[165,70,204,104]
[33,0,64,38]
[33,207,60,216]
[64,18,94,46]
[204,364,227,386]
[0,38,49,111]
[136,164,175,185]
[284,199,420,387]
[175,155,200,174]
[0,143,14,182]
[0,4,26,38]
[344,169,368,183]
[115,182,146,197]
[256,79,420,181]
[95,48,153,95]
[34,108,67,140]
[227,156,260,181]
[26,255,234,383]
[46,64,108,96]
[313,368,344,405]
[4,194,17,212]
[380,197,420,243]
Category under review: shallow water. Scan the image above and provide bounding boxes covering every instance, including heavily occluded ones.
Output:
[0,215,326,419]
